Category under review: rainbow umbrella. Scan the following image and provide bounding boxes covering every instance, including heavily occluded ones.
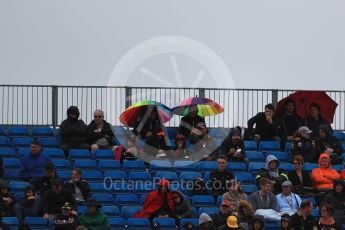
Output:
[173,97,224,116]
[120,100,172,127]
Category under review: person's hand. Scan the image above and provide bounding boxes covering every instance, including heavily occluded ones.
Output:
[228,148,236,155]
[146,131,153,137]
[104,135,110,138]
[287,136,294,141]
[204,156,212,161]
[3,197,13,204]
[271,180,276,185]
[325,148,333,153]
[43,213,49,219]
[27,196,36,200]
[254,134,261,142]
[94,129,101,133]
[55,220,62,224]
[71,210,77,215]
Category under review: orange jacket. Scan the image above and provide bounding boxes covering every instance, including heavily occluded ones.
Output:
[341,169,345,180]
[311,153,340,190]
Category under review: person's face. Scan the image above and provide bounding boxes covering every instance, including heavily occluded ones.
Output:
[93,111,104,123]
[265,108,274,117]
[220,205,231,215]
[189,106,198,117]
[231,135,240,143]
[0,188,8,194]
[301,132,311,139]
[241,206,248,215]
[31,144,41,154]
[71,170,80,181]
[303,204,313,215]
[293,161,303,171]
[320,207,330,217]
[269,160,277,169]
[253,220,262,230]
[197,126,207,136]
[318,130,326,138]
[87,206,97,214]
[25,190,34,198]
[200,222,210,229]
[281,220,289,229]
[261,183,272,193]
[52,185,62,194]
[335,184,343,193]
[320,158,330,168]
[286,102,295,113]
[45,169,56,178]
[62,208,72,216]
[176,139,184,146]
[217,159,227,171]
[172,194,181,204]
[69,113,78,120]
[159,186,167,194]
[282,186,292,194]
[309,107,319,117]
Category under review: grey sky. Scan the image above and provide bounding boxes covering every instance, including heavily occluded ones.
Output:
[1,0,345,90]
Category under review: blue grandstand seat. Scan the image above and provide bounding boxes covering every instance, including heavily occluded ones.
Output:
[242,184,258,194]
[197,161,218,172]
[121,206,142,220]
[89,183,107,194]
[215,139,223,148]
[302,163,319,173]
[2,217,19,229]
[42,148,65,159]
[127,218,151,230]
[152,218,176,229]
[110,182,132,194]
[9,181,30,193]
[128,172,151,181]
[114,127,128,137]
[234,173,254,184]
[123,160,146,171]
[68,149,91,160]
[0,148,16,158]
[192,195,215,207]
[37,138,59,148]
[82,171,103,182]
[108,217,126,230]
[4,171,21,181]
[180,172,202,181]
[342,153,345,162]
[56,170,71,181]
[209,128,226,138]
[91,193,114,205]
[98,160,121,171]
[227,162,247,172]
[8,127,29,137]
[16,147,30,157]
[77,206,87,215]
[155,171,178,181]
[31,127,53,137]
[203,172,210,181]
[258,141,280,152]
[139,195,147,205]
[248,162,266,173]
[332,164,344,172]
[115,194,139,207]
[173,161,197,172]
[300,196,317,207]
[0,136,10,147]
[180,218,199,230]
[104,171,127,181]
[73,159,97,170]
[93,150,115,160]
[198,207,219,216]
[150,160,173,172]
[333,131,345,142]
[3,158,21,169]
[267,151,289,162]
[25,217,47,230]
[135,182,155,195]
[0,127,5,136]
[217,196,223,206]
[284,142,292,153]
[246,151,265,162]
[279,163,293,171]
[12,137,33,147]
[51,159,70,170]
[265,220,280,230]
[244,141,257,151]
[311,209,320,218]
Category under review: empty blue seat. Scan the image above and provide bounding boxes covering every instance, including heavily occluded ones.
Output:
[0,127,5,136]
[68,149,91,160]
[267,151,289,162]
[197,161,218,172]
[284,142,292,153]
[93,150,115,160]
[155,171,178,181]
[3,158,21,169]
[98,160,121,171]
[242,184,258,194]
[42,148,65,159]
[279,163,293,171]
[51,159,71,170]
[16,147,30,157]
[37,138,59,148]
[92,193,114,205]
[82,171,103,182]
[150,160,173,172]
[114,127,128,137]
[152,218,176,229]
[89,183,107,193]
[121,206,142,220]
[108,217,126,230]
[4,171,21,181]
[73,159,97,170]
[234,172,254,184]
[0,148,16,158]
[56,170,71,181]
[115,194,139,206]
[8,127,29,137]
[110,182,132,194]
[248,162,266,173]
[209,128,226,138]
[302,164,319,173]
[135,182,155,195]
[32,127,53,137]
[244,141,257,151]
[198,207,219,216]
[174,161,197,172]
[227,162,247,172]
[246,151,265,162]
[180,218,199,230]
[259,141,280,152]
[104,171,127,181]
[192,195,215,207]
[332,164,344,172]
[2,217,19,229]
[333,131,345,142]
[77,206,87,215]
[24,217,47,229]
[9,181,30,193]
[123,160,146,171]
[139,195,147,205]
[0,136,10,147]
[12,137,33,147]
[180,172,202,181]
[265,220,280,230]
[128,172,151,181]
[127,218,151,230]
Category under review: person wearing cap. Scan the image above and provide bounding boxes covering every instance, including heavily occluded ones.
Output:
[60,105,89,155]
[278,99,303,142]
[276,181,302,215]
[191,122,217,160]
[322,179,345,222]
[291,126,316,163]
[20,141,52,181]
[255,154,288,194]
[289,200,317,230]
[54,202,80,230]
[13,186,42,223]
[133,179,175,219]
[63,168,90,204]
[217,214,240,230]
[250,215,265,230]
[211,199,234,227]
[311,153,340,190]
[217,128,246,162]
[79,198,110,230]
[281,214,291,230]
[0,180,15,217]
[247,103,282,143]
[196,213,216,230]
[210,155,235,198]
[41,178,76,220]
[306,103,333,137]
[178,105,206,139]
[288,156,314,196]
[30,162,59,195]
[315,124,343,164]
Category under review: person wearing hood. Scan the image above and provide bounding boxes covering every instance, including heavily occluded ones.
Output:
[255,155,288,194]
[315,124,343,164]
[217,214,240,230]
[306,103,333,137]
[322,179,345,222]
[87,109,115,152]
[211,199,234,227]
[222,180,247,211]
[311,154,340,191]
[250,215,265,230]
[14,186,42,223]
[0,180,15,217]
[133,179,175,219]
[218,129,246,162]
[291,126,316,163]
[178,105,206,139]
[278,99,303,142]
[196,213,217,230]
[171,190,193,221]
[237,200,254,230]
[60,106,89,155]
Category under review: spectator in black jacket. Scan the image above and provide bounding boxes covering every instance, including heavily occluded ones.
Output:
[14,186,42,223]
[218,129,246,162]
[322,179,345,223]
[64,169,90,204]
[178,105,205,139]
[278,99,303,142]
[247,104,282,143]
[306,103,332,137]
[291,126,316,163]
[315,124,343,164]
[42,179,76,220]
[87,109,115,152]
[210,155,234,198]
[60,106,89,155]
[133,106,163,138]
[54,202,80,230]
[0,180,14,217]
[190,122,217,161]
[211,199,234,227]
[287,156,314,196]
[31,162,58,195]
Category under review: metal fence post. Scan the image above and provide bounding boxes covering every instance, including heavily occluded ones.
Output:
[199,88,205,98]
[125,87,132,109]
[52,86,58,129]
[272,89,278,106]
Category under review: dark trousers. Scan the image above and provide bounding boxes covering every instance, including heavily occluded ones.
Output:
[14,197,42,222]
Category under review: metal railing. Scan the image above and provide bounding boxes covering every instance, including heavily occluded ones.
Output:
[0,85,344,130]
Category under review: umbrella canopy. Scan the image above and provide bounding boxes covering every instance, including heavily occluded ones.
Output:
[120,100,172,127]
[276,91,338,123]
[173,97,224,116]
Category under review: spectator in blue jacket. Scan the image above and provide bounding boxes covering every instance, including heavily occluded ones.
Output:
[20,141,51,181]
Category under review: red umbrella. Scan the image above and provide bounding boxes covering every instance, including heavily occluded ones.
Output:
[276,91,338,123]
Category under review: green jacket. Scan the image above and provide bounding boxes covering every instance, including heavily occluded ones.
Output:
[79,211,110,230]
